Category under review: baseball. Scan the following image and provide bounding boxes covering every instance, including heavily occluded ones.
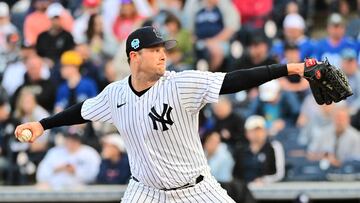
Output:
[18,129,33,142]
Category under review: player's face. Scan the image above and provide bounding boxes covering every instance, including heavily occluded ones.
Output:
[138,45,167,76]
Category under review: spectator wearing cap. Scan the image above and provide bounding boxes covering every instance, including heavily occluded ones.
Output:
[36,131,101,189]
[0,2,18,54]
[271,13,315,62]
[12,54,56,113]
[55,50,98,113]
[307,105,360,167]
[203,131,234,183]
[97,134,131,184]
[72,0,102,44]
[112,0,144,43]
[278,42,310,102]
[231,31,277,72]
[315,13,357,68]
[24,0,74,46]
[247,79,301,136]
[0,2,20,71]
[340,48,360,113]
[35,2,75,64]
[232,115,285,184]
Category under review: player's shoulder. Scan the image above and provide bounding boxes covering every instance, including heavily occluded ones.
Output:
[162,70,211,81]
[102,77,129,91]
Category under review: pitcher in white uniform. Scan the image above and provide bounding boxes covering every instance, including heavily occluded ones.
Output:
[15,26,306,202]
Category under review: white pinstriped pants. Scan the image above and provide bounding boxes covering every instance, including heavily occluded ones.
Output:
[121,173,235,203]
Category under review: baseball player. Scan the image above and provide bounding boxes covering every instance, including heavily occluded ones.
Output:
[15,26,306,202]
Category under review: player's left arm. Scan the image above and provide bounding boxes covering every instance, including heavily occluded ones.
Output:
[219,63,304,94]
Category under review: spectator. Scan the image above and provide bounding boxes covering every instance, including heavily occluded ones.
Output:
[231,31,277,71]
[12,55,56,113]
[0,2,17,52]
[187,0,240,71]
[0,89,20,184]
[278,42,309,102]
[97,134,131,184]
[340,48,360,113]
[2,45,36,98]
[36,2,75,64]
[232,0,272,28]
[163,13,193,71]
[315,13,357,68]
[112,0,144,43]
[0,2,19,72]
[203,131,234,183]
[1,32,24,96]
[98,60,118,90]
[24,0,73,46]
[233,115,285,184]
[55,50,98,112]
[297,97,335,147]
[72,0,101,44]
[75,43,103,87]
[247,79,301,135]
[211,96,246,150]
[36,132,101,189]
[13,88,49,179]
[85,13,118,65]
[271,13,315,62]
[307,105,360,167]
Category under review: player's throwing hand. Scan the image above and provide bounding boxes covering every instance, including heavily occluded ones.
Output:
[14,122,44,143]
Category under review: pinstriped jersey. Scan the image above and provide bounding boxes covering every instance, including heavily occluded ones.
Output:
[81,70,225,189]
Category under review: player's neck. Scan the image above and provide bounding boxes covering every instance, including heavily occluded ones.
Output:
[130,74,158,92]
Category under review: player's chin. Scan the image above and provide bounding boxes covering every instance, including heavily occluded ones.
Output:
[157,66,166,75]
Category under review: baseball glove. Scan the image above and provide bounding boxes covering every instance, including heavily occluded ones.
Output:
[303,58,353,105]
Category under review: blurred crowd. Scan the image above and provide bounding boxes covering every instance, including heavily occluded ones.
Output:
[0,0,359,195]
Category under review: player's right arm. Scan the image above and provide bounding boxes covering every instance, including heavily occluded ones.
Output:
[15,85,113,143]
[14,102,89,142]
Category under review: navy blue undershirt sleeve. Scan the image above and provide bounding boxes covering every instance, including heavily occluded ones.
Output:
[39,102,89,130]
[220,64,288,94]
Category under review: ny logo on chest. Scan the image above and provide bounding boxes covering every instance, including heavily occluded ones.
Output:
[148,103,174,131]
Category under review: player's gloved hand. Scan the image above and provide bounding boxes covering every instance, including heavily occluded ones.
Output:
[303,58,353,105]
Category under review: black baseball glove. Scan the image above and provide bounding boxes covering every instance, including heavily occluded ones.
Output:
[303,58,353,105]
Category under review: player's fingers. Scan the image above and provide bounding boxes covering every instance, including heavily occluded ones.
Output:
[14,124,27,138]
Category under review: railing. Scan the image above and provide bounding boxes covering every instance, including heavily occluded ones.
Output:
[0,182,360,202]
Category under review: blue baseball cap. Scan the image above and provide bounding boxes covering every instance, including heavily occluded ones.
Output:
[341,48,357,60]
[126,26,177,57]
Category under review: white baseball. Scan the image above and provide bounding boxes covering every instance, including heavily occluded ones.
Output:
[18,129,33,142]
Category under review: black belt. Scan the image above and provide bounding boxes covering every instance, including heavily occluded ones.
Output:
[132,175,204,191]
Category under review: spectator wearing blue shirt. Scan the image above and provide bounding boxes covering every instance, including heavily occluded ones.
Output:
[340,48,360,113]
[203,131,234,183]
[315,13,357,68]
[247,79,300,136]
[97,134,131,184]
[271,13,315,62]
[55,50,98,112]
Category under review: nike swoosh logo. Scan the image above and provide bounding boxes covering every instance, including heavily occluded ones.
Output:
[117,103,126,108]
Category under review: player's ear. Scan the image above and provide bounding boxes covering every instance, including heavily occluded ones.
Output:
[129,51,138,62]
